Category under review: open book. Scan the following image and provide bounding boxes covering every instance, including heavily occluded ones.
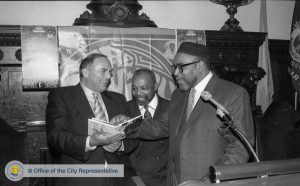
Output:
[88,115,143,135]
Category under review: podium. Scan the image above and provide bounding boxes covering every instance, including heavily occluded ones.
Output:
[179,159,300,186]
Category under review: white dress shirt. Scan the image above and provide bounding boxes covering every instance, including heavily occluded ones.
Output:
[138,93,158,118]
[80,83,109,152]
[192,71,213,109]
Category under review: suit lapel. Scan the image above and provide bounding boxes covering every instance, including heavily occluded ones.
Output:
[182,75,219,132]
[175,91,189,136]
[101,92,114,119]
[153,96,162,119]
[72,84,94,119]
[133,101,141,117]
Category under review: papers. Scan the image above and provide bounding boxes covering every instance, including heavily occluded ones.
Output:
[88,115,142,135]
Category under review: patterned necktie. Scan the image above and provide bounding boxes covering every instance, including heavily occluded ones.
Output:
[92,92,106,121]
[186,88,196,121]
[144,105,152,119]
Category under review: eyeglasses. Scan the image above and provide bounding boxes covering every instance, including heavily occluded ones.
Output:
[171,61,201,73]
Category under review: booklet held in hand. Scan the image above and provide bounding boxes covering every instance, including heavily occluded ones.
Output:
[88,115,142,135]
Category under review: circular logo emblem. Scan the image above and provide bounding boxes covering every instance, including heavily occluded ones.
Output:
[290,22,300,63]
[5,160,24,181]
[111,5,128,21]
[105,2,129,22]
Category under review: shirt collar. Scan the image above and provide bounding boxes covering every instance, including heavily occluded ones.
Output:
[138,93,158,111]
[194,71,213,93]
[80,82,97,98]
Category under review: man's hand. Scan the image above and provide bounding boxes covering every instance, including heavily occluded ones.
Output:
[110,114,130,126]
[103,141,122,153]
[89,128,125,147]
[110,114,131,132]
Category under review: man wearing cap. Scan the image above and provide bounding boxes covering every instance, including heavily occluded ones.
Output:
[136,42,254,185]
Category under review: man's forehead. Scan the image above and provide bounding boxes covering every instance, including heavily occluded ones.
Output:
[134,73,152,80]
[92,57,111,67]
[174,52,198,62]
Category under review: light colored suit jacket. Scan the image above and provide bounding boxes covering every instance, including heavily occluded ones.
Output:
[137,75,254,186]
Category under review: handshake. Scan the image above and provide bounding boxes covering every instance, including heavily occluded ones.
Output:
[89,114,131,153]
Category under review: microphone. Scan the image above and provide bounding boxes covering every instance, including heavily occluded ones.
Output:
[201,91,229,115]
[201,91,233,123]
[201,92,259,162]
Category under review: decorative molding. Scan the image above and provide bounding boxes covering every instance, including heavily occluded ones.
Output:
[0,25,21,47]
[0,26,22,65]
[104,1,130,23]
[209,0,255,32]
[206,30,267,114]
[0,49,3,61]
[74,0,157,27]
[206,30,266,49]
[15,48,22,61]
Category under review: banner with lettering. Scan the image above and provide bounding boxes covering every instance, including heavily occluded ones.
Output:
[21,26,59,90]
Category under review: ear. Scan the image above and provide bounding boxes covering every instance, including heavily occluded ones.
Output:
[197,61,205,71]
[82,68,89,78]
[154,83,159,91]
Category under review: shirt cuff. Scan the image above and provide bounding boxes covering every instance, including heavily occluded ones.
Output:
[85,136,97,152]
[119,141,124,151]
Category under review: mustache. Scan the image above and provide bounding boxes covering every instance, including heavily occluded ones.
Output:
[135,96,147,99]
[135,95,151,102]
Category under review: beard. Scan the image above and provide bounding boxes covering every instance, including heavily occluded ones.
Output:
[177,78,196,92]
[177,80,190,91]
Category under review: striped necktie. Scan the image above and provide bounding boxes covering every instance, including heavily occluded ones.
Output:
[92,92,106,121]
[144,105,152,119]
[186,88,196,121]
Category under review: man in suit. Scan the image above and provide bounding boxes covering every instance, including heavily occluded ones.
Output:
[137,42,254,185]
[46,53,127,186]
[126,68,169,186]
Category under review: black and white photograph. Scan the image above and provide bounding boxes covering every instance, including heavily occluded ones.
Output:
[0,1,299,186]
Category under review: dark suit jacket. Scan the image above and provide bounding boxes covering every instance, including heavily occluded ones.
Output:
[137,75,254,186]
[126,96,169,186]
[46,83,128,186]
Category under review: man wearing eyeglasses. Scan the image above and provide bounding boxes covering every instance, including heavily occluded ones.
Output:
[136,42,254,185]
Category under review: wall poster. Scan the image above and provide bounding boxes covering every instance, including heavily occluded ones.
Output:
[21,26,59,90]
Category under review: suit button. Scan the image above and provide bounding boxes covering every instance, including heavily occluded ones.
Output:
[159,140,164,144]
[137,156,143,160]
[156,156,160,160]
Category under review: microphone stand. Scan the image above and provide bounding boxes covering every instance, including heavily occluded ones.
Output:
[216,109,260,163]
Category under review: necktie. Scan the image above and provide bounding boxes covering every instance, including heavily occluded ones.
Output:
[92,92,106,121]
[144,105,152,119]
[186,88,196,121]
